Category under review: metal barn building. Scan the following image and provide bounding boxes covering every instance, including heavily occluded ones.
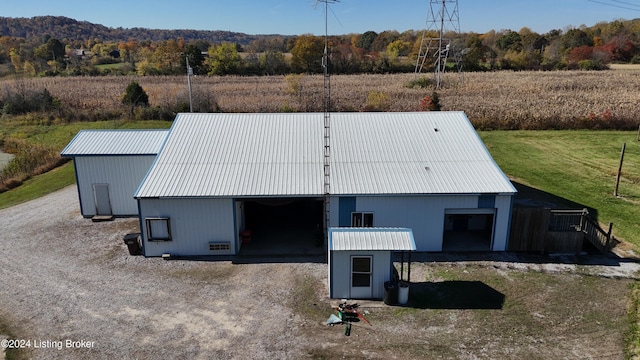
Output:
[133,112,516,257]
[61,130,168,218]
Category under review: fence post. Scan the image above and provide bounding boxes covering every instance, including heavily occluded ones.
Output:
[614,143,626,197]
[606,222,614,249]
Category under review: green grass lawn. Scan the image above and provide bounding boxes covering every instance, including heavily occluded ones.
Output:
[480,130,640,248]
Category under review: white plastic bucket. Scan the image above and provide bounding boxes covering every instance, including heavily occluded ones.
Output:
[397,282,409,305]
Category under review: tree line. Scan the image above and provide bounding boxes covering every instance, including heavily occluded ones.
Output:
[1,16,640,77]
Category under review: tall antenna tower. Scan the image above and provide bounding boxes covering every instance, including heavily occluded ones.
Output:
[415,0,462,89]
[316,0,337,246]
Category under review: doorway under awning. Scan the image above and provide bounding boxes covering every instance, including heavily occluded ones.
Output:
[328,228,416,300]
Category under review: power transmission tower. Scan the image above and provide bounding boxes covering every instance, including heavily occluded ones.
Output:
[415,0,463,89]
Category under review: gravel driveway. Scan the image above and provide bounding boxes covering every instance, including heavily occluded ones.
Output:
[2,186,640,359]
[0,186,328,359]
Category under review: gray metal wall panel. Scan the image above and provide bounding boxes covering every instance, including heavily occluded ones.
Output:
[356,195,496,252]
[75,156,156,216]
[492,195,513,251]
[139,198,235,257]
[330,251,391,299]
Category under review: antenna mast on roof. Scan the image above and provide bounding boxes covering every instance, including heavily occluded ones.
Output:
[415,0,463,89]
[316,0,338,247]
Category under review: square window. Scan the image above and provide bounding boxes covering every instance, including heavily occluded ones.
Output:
[352,212,374,227]
[146,218,171,241]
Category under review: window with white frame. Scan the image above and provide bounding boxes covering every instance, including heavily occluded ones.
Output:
[351,212,374,227]
[146,218,172,241]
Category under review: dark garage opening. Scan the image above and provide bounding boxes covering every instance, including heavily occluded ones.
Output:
[443,213,494,251]
[240,198,324,256]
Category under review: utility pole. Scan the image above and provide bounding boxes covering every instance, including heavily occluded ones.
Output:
[186,56,193,112]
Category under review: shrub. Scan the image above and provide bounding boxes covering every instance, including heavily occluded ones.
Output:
[577,59,608,71]
[121,81,149,107]
[406,76,432,89]
[419,92,441,111]
[1,88,60,115]
[364,91,391,111]
[284,74,304,96]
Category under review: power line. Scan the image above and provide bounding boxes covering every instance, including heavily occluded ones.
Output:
[587,0,640,12]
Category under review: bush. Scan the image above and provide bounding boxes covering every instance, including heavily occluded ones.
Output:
[1,88,61,115]
[364,91,391,111]
[406,76,433,89]
[0,138,60,192]
[419,92,441,111]
[577,60,608,71]
[121,81,149,107]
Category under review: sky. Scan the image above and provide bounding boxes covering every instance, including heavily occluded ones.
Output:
[1,0,638,36]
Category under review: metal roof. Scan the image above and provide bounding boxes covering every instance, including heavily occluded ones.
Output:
[329,227,417,251]
[331,111,516,195]
[135,112,516,198]
[61,130,169,156]
[135,113,324,198]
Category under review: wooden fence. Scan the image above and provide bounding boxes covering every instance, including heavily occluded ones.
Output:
[508,208,614,254]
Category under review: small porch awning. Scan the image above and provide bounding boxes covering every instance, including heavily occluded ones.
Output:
[329,227,417,251]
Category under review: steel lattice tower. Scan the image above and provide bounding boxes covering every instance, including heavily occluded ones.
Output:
[415,0,463,89]
[317,0,337,248]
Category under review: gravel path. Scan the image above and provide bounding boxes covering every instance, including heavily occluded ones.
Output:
[0,186,327,359]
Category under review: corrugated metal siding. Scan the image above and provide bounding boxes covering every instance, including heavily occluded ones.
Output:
[492,195,513,251]
[61,130,168,156]
[136,113,324,198]
[330,228,416,251]
[355,195,487,251]
[75,156,156,216]
[140,198,236,256]
[331,111,516,195]
[329,251,392,299]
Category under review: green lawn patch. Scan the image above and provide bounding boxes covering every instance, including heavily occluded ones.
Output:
[480,130,640,248]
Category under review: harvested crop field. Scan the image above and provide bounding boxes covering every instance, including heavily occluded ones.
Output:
[3,69,640,130]
[1,186,639,359]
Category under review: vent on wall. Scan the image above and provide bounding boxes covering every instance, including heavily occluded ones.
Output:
[209,242,231,252]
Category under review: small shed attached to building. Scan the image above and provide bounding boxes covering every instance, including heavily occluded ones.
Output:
[329,227,416,299]
[61,129,168,218]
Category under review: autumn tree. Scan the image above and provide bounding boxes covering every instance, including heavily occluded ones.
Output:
[496,31,522,52]
[206,42,244,75]
[183,43,207,75]
[290,35,324,73]
[356,31,378,51]
[561,28,593,51]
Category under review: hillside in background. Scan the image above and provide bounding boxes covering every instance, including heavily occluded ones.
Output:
[0,16,280,44]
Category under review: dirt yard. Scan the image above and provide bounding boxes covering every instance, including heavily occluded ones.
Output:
[0,186,639,359]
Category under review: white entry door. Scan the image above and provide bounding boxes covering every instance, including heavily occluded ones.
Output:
[93,184,112,215]
[350,256,372,299]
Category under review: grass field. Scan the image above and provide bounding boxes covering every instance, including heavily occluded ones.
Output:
[481,130,640,249]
